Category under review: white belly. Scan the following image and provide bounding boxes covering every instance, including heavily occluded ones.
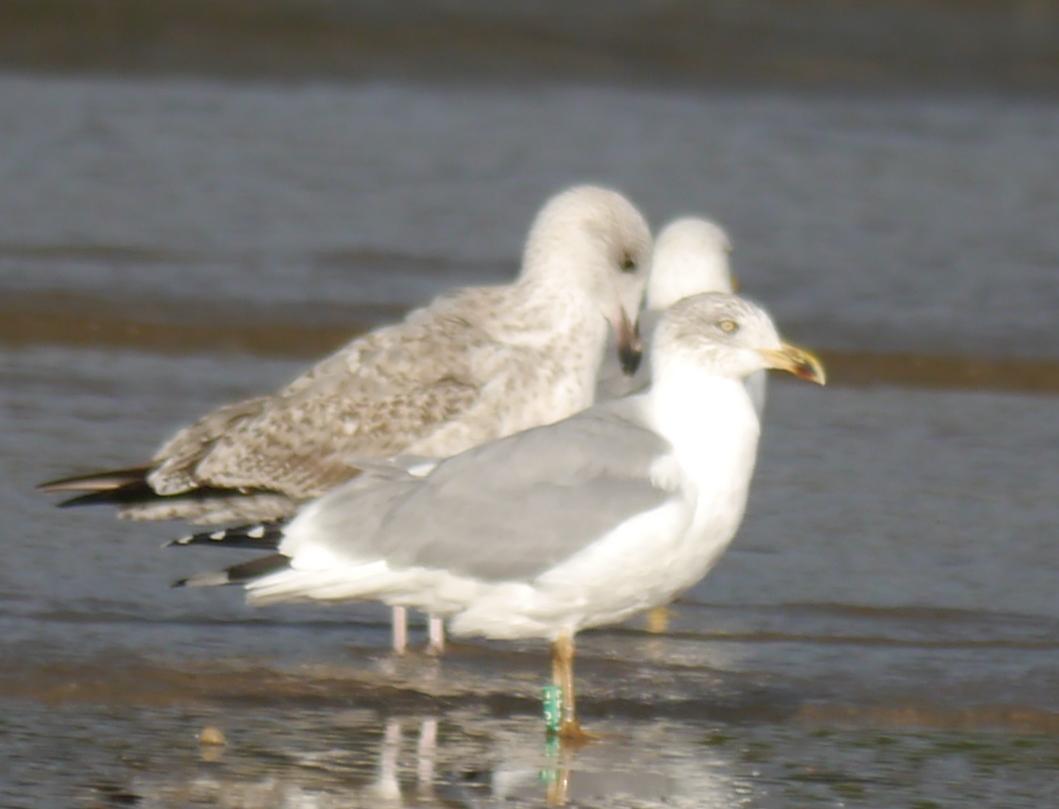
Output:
[447,491,735,640]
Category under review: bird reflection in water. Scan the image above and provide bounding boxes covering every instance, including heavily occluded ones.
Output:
[368,717,441,804]
[89,714,710,808]
[364,717,624,807]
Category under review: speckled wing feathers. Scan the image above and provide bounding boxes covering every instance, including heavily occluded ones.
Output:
[143,285,520,505]
[147,395,272,495]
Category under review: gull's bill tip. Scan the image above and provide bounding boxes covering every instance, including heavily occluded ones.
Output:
[617,310,643,376]
[759,343,827,386]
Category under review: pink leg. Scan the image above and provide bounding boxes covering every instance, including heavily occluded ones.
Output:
[416,718,438,785]
[392,606,408,654]
[426,614,445,655]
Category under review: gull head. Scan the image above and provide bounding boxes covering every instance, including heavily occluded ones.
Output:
[647,218,735,311]
[521,185,652,373]
[653,292,826,386]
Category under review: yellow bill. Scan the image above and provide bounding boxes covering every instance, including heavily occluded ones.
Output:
[759,344,827,385]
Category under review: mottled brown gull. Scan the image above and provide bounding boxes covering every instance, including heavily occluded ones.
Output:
[40,184,653,652]
[168,293,826,740]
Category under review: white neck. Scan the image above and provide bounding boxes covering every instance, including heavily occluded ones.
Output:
[645,360,762,536]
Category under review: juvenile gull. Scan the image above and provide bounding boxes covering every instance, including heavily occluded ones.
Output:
[169,293,826,739]
[599,217,766,415]
[40,185,653,653]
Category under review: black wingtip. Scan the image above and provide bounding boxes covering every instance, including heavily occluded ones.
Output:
[173,554,290,589]
[38,467,151,494]
[166,523,284,551]
[56,490,140,509]
[50,478,279,512]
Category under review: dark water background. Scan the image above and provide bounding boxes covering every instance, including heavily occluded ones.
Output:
[1,4,1058,807]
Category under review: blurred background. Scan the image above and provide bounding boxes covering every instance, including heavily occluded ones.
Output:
[1,2,1057,808]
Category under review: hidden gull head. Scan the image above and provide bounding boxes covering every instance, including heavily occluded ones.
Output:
[647,218,735,312]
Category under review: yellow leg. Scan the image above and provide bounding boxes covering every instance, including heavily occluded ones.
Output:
[551,639,564,688]
[551,633,594,742]
[645,605,671,634]
[546,765,570,806]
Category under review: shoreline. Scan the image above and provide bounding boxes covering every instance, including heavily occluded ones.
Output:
[2,294,1057,395]
[1,0,1057,96]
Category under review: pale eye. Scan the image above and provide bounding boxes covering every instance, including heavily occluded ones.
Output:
[718,319,739,334]
[620,254,637,273]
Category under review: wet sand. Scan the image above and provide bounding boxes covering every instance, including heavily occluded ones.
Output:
[4,658,1058,807]
[3,290,1059,393]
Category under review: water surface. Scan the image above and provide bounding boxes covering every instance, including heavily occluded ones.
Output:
[0,70,1057,807]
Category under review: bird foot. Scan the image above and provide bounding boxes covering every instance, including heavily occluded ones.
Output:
[555,720,598,746]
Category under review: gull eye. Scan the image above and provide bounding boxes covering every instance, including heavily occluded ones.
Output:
[718,319,739,334]
[619,254,637,273]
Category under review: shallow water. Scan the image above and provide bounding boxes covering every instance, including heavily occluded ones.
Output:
[1,69,1057,807]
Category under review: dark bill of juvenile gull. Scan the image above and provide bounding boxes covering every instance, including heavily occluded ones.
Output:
[40,184,653,654]
[169,292,825,740]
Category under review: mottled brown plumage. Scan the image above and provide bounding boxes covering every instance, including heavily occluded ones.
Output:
[42,186,652,526]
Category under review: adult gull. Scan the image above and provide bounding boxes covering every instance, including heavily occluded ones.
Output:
[169,292,825,739]
[40,185,653,653]
[599,216,768,636]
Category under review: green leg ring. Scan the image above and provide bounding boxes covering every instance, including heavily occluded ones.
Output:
[542,684,562,734]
